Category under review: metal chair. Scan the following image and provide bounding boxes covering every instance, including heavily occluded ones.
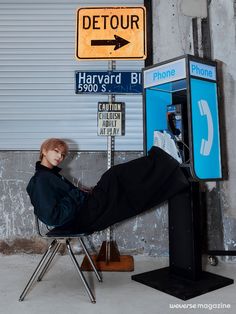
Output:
[19,216,102,303]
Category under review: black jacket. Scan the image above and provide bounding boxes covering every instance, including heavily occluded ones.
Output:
[27,162,87,226]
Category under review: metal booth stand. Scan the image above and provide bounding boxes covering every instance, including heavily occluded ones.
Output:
[131,55,234,300]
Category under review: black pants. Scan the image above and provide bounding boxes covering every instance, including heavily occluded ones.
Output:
[75,146,189,233]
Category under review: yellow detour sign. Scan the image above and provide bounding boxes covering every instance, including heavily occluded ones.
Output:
[76,6,146,60]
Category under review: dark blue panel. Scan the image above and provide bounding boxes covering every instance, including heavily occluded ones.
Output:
[75,71,142,94]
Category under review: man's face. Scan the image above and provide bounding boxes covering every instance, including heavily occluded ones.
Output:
[41,147,65,168]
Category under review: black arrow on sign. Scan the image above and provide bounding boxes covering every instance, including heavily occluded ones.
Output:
[91,35,130,50]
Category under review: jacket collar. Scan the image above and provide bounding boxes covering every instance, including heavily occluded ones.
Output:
[35,161,61,174]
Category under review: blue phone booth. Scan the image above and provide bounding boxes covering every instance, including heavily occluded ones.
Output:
[132,55,233,299]
[143,54,222,180]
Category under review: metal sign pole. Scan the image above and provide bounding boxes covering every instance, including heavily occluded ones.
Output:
[95,60,120,264]
[106,61,117,263]
[106,80,115,262]
[81,60,134,271]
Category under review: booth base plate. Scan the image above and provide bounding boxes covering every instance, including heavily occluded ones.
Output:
[131,267,234,300]
[81,255,134,272]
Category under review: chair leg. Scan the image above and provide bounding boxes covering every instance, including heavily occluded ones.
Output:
[66,240,96,304]
[37,242,61,282]
[19,239,58,301]
[79,238,102,282]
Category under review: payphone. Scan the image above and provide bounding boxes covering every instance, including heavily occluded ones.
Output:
[142,55,222,180]
[132,55,233,300]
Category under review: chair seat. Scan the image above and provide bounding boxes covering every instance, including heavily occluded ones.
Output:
[46,227,91,238]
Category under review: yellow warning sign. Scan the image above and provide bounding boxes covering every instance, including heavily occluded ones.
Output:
[76,7,146,60]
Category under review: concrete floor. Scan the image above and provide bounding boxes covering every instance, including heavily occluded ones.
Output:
[0,253,236,314]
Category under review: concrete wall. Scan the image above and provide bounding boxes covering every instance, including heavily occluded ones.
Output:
[209,0,236,259]
[1,0,236,259]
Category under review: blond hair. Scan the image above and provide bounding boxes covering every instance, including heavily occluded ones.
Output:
[39,138,69,161]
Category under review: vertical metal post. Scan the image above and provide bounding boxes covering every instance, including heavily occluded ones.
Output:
[106,60,116,262]
[82,61,133,271]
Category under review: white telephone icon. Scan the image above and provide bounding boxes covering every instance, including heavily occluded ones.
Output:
[198,99,213,156]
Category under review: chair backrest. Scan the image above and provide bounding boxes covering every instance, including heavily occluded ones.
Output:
[34,215,43,236]
[34,215,53,239]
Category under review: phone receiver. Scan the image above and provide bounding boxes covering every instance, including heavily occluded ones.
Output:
[198,99,213,156]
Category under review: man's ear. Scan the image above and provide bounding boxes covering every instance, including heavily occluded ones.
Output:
[42,148,47,157]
